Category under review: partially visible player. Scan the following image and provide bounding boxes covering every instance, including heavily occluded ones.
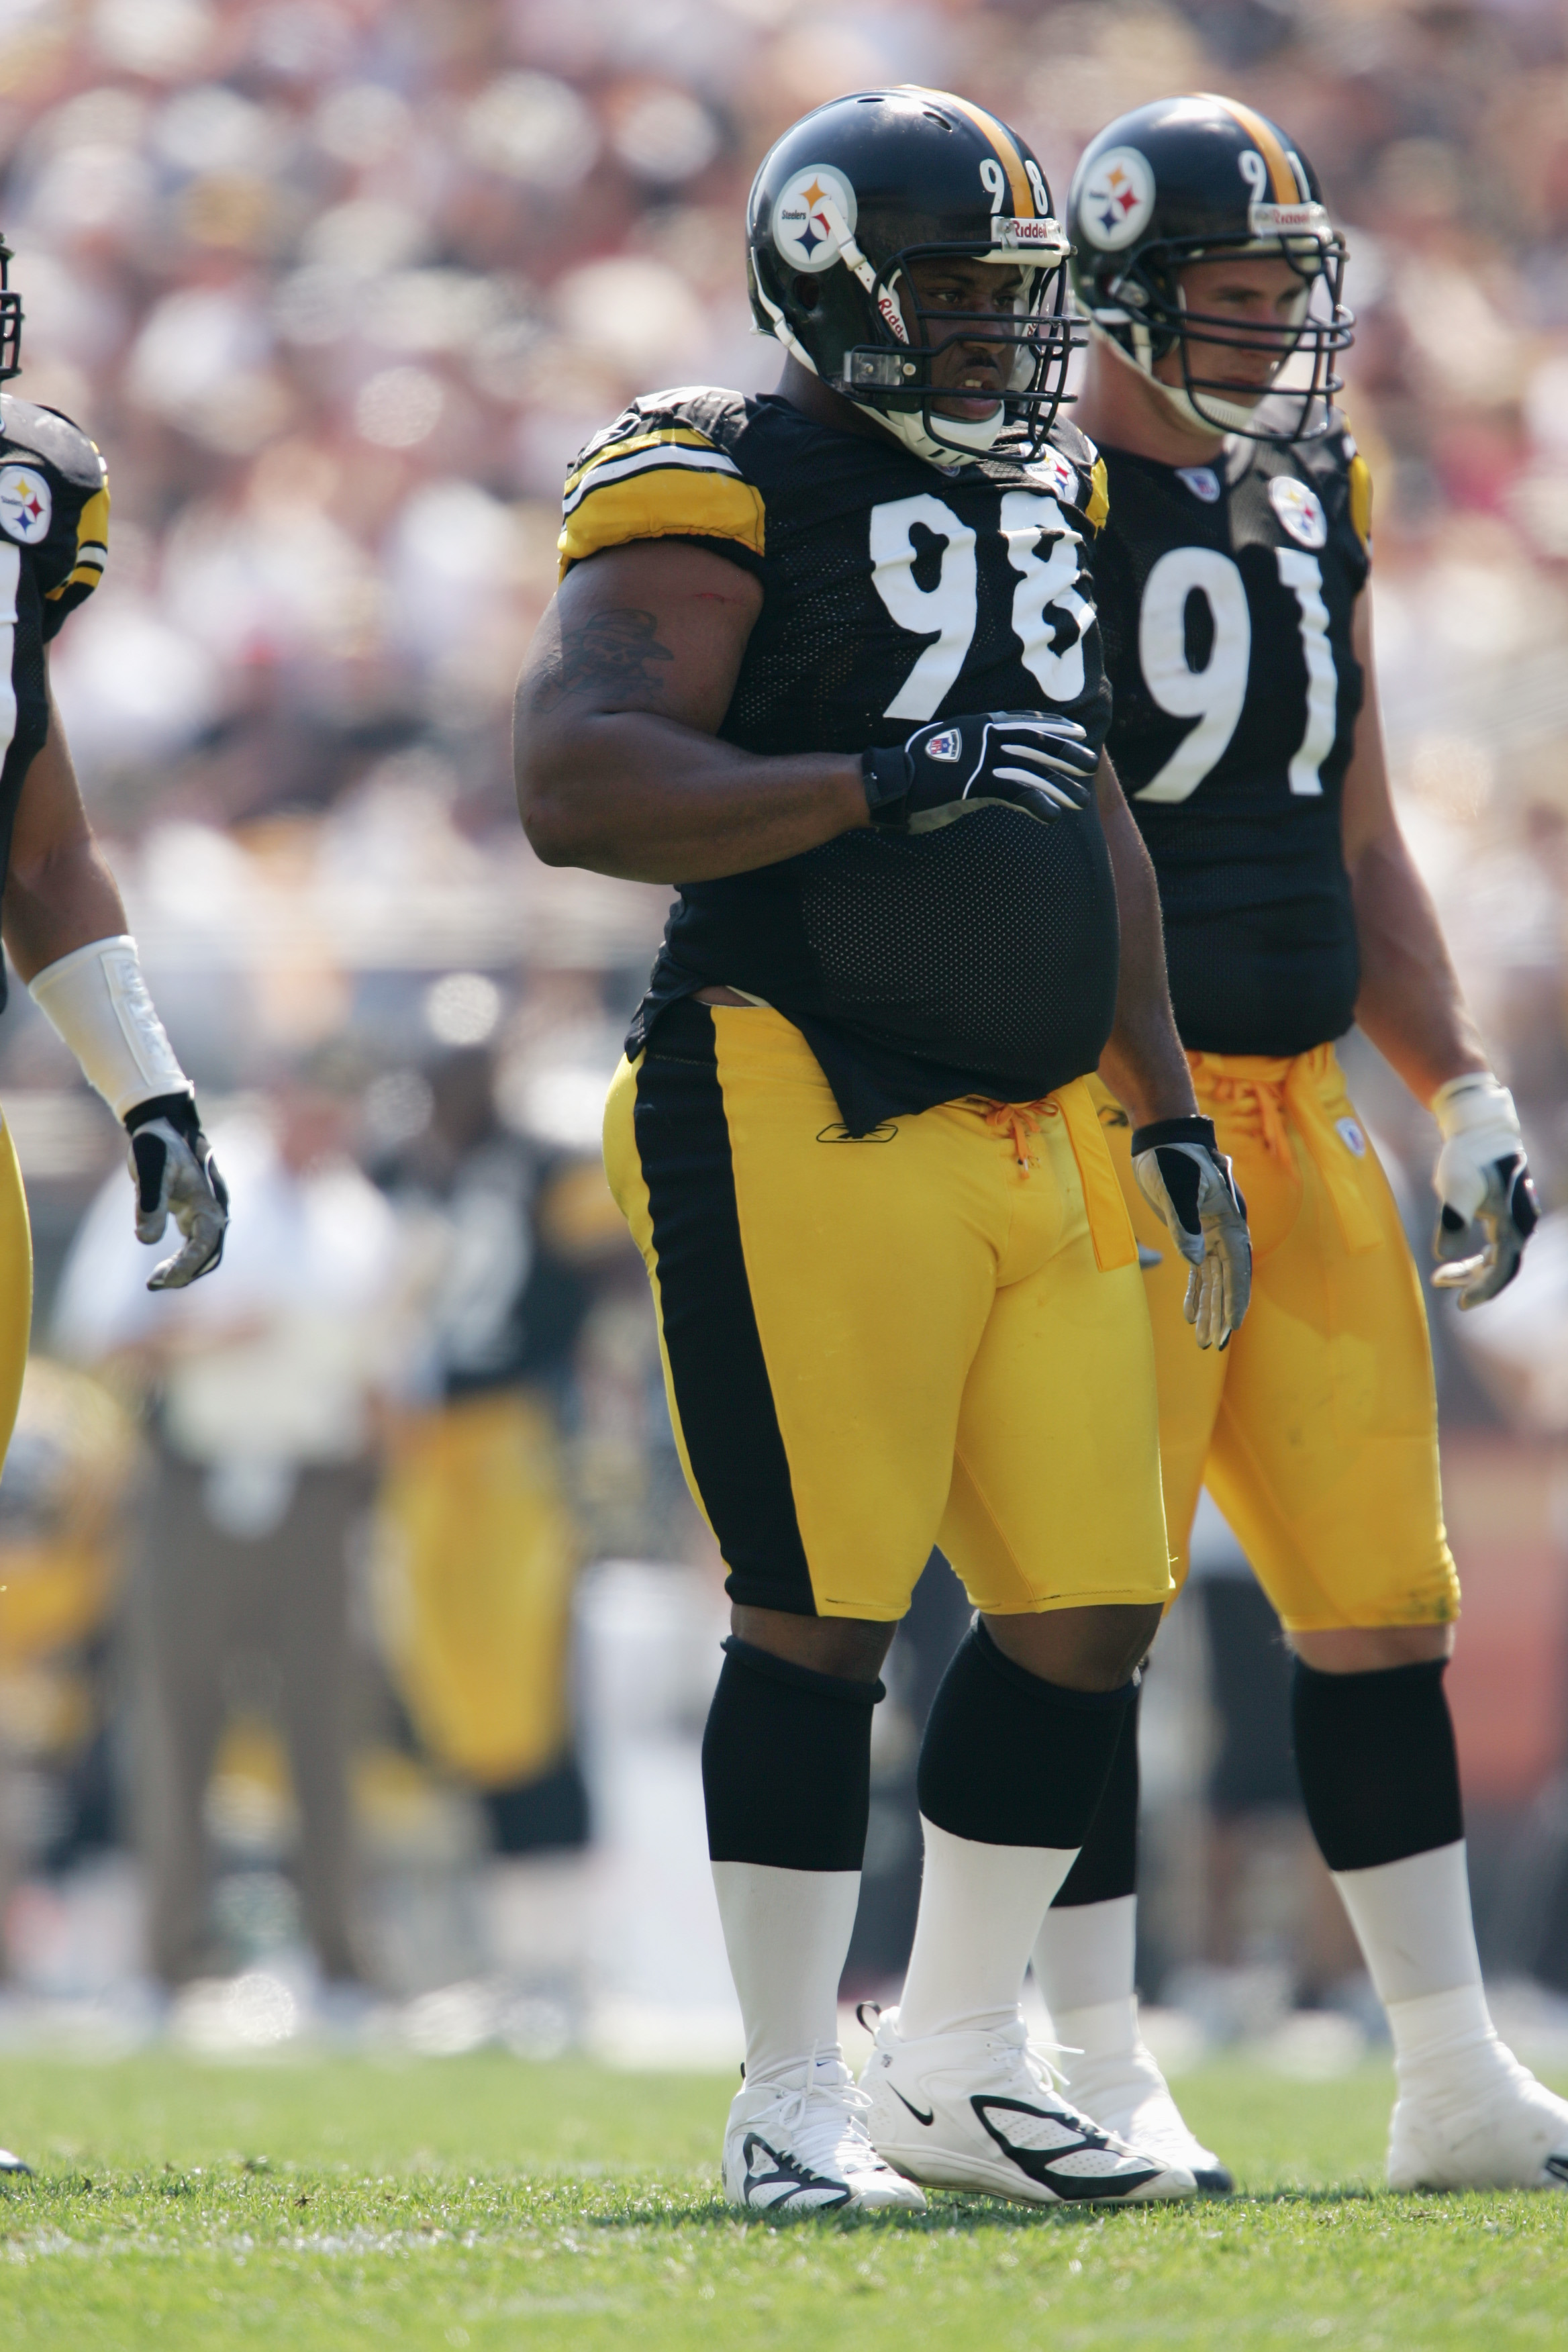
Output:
[1030,92,1563,2196]
[518,89,1249,2214]
[0,234,228,2172]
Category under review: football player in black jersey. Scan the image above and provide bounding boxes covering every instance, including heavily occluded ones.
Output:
[1027,91,1564,2197]
[0,236,228,2177]
[517,89,1251,2214]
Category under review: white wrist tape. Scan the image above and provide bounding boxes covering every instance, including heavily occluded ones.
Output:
[1430,1071,1524,1219]
[28,934,191,1122]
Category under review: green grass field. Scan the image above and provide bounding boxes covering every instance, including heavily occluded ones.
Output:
[2,2053,1566,2348]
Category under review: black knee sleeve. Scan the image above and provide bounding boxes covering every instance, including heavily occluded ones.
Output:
[1051,1680,1140,1906]
[701,1636,882,1870]
[1291,1655,1463,1872]
[918,1622,1134,1849]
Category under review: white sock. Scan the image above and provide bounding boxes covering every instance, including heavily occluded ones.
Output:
[710,1861,861,2086]
[1032,1893,1138,2019]
[897,1816,1078,2043]
[1331,1840,1512,2103]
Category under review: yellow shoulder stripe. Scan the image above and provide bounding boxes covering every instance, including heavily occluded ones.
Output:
[1203,92,1300,203]
[1347,452,1373,552]
[1086,456,1109,533]
[558,467,765,579]
[44,481,109,602]
[565,427,721,499]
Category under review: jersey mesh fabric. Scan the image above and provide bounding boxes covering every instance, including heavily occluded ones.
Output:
[1093,426,1368,1058]
[561,389,1118,1133]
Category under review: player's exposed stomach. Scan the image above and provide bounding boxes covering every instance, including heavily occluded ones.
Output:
[675,805,1122,1099]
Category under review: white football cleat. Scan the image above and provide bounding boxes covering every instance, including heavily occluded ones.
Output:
[1389,2056,1568,2192]
[860,2010,1197,2206]
[1061,2037,1234,2194]
[723,2054,928,2216]
[0,2145,30,2175]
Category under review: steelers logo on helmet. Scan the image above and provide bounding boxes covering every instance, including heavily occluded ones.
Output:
[0,464,51,546]
[772,164,857,275]
[1269,475,1328,549]
[1079,146,1155,251]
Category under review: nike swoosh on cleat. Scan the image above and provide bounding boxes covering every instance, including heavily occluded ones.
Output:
[1545,2152,1568,2185]
[889,2086,935,2126]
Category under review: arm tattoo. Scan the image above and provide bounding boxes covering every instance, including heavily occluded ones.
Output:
[530,606,676,712]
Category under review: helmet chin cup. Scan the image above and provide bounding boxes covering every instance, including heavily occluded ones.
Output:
[865,397,1007,469]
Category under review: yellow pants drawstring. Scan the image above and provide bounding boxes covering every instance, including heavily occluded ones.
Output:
[979,1097,1052,1173]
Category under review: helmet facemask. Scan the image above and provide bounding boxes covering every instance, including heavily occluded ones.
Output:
[751,189,1081,469]
[1096,219,1351,444]
[0,240,23,383]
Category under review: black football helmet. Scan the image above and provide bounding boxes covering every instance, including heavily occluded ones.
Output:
[1069,93,1352,443]
[0,237,21,381]
[747,88,1077,470]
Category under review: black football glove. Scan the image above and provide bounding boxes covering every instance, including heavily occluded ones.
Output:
[1429,1072,1538,1308]
[1132,1116,1251,1351]
[124,1091,229,1290]
[863,712,1099,834]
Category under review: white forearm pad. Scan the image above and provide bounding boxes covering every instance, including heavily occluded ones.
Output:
[28,935,191,1121]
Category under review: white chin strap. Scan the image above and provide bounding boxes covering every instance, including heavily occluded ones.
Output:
[869,402,1005,467]
[1094,319,1260,438]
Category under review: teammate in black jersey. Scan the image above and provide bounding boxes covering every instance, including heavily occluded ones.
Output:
[0,236,228,2177]
[516,89,1251,2214]
[1026,91,1565,2197]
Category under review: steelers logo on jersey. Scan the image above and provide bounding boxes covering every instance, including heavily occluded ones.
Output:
[1028,448,1079,504]
[1269,475,1328,549]
[1079,147,1155,250]
[772,164,857,275]
[0,464,50,546]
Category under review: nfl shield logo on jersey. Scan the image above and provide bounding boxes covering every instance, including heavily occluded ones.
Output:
[0,464,50,545]
[1175,466,1222,504]
[1269,476,1328,550]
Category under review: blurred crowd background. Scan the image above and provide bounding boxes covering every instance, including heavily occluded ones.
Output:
[3,0,1568,2076]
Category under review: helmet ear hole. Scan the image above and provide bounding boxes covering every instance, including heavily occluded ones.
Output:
[792,275,820,312]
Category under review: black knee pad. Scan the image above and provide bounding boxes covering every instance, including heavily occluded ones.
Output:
[1291,1655,1462,1872]
[702,1635,882,1870]
[1052,1681,1141,1906]
[918,1622,1134,1849]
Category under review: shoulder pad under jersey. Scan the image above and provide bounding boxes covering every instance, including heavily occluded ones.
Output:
[1014,420,1109,533]
[1294,411,1372,557]
[0,395,105,489]
[558,386,764,579]
[0,395,111,634]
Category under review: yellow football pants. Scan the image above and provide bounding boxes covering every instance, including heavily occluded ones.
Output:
[604,999,1172,1623]
[1095,1044,1459,1632]
[375,1389,579,1787]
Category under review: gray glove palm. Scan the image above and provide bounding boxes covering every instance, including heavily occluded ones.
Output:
[1132,1116,1251,1351]
[125,1092,229,1291]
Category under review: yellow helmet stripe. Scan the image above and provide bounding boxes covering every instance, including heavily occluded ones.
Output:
[1200,91,1302,204]
[902,87,1035,217]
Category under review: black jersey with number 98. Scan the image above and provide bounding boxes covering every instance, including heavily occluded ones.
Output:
[556,387,1118,1132]
[1091,424,1371,1058]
